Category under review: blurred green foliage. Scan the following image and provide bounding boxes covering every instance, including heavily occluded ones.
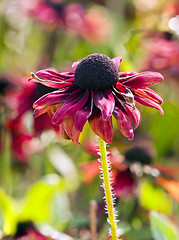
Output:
[0,0,179,239]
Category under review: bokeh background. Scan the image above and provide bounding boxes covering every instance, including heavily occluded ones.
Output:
[0,0,179,239]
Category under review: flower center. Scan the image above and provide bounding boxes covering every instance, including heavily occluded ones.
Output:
[45,0,64,12]
[74,54,119,90]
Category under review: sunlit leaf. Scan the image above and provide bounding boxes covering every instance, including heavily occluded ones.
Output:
[139,180,172,214]
[150,211,179,240]
[18,174,71,226]
[0,188,17,234]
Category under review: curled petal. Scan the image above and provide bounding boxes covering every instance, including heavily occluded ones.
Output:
[112,56,122,69]
[142,88,163,104]
[29,70,74,89]
[133,88,163,105]
[114,107,134,140]
[73,91,93,132]
[89,107,113,143]
[94,89,115,121]
[121,71,164,89]
[37,69,74,80]
[52,89,89,125]
[60,117,81,145]
[33,91,68,109]
[135,95,164,114]
[124,104,141,130]
[33,106,51,118]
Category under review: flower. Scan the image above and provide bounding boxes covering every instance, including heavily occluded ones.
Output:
[4,118,34,163]
[29,53,163,145]
[24,1,111,43]
[2,221,54,240]
[142,33,179,81]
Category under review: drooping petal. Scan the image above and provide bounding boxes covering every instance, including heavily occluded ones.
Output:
[29,70,75,89]
[121,71,164,89]
[37,69,74,80]
[94,89,115,121]
[73,91,93,132]
[112,56,122,69]
[134,95,164,114]
[33,91,69,109]
[59,123,70,140]
[47,104,61,118]
[52,89,89,125]
[89,107,113,143]
[113,107,134,140]
[60,117,81,145]
[33,106,51,118]
[142,88,163,104]
[123,104,141,130]
[133,88,163,105]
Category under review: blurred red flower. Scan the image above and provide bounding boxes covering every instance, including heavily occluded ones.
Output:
[142,33,179,81]
[24,0,111,43]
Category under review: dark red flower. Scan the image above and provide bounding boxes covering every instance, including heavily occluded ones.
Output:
[2,221,54,240]
[5,118,34,163]
[30,53,163,145]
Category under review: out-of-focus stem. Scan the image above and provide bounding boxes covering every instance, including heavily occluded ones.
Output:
[90,200,97,240]
[98,137,118,240]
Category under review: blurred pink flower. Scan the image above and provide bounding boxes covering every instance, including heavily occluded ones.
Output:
[30,53,163,145]
[142,33,179,81]
[25,0,111,43]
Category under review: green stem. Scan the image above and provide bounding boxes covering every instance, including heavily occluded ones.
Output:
[98,137,119,240]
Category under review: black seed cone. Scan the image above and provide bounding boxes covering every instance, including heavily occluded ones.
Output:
[125,146,153,165]
[74,53,119,90]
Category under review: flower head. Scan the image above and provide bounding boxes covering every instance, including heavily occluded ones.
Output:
[29,53,163,144]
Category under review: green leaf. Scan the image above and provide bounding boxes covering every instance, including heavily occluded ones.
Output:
[18,174,71,226]
[150,211,179,240]
[139,180,172,214]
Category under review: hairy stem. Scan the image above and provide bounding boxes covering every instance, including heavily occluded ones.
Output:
[98,137,118,240]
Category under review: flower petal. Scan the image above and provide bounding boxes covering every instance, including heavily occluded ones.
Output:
[134,95,164,114]
[73,91,93,132]
[112,56,122,68]
[124,104,141,130]
[60,117,81,145]
[33,91,69,109]
[33,106,51,118]
[121,71,164,89]
[142,88,163,104]
[89,107,113,143]
[94,89,115,121]
[114,107,134,140]
[29,70,75,89]
[52,89,89,125]
[37,69,74,80]
[72,61,80,71]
